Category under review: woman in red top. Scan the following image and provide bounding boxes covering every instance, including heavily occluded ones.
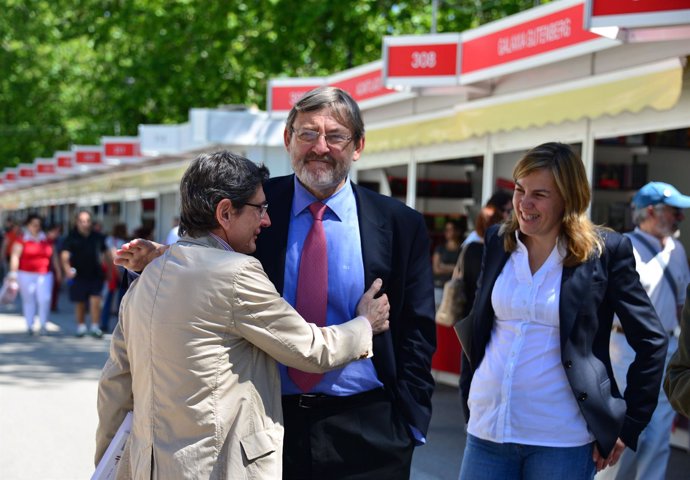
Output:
[8,214,61,335]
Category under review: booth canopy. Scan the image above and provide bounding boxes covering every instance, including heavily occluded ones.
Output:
[365,58,684,153]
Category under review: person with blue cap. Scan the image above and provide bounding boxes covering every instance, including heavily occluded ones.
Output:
[599,181,690,480]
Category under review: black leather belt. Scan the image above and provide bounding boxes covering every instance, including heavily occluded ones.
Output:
[283,388,386,410]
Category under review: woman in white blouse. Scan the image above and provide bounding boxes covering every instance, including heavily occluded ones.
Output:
[457,143,667,479]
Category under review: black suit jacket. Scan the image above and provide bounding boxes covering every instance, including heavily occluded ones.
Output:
[460,225,668,457]
[254,174,437,437]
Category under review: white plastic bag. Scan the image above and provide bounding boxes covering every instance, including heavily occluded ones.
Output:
[0,278,18,305]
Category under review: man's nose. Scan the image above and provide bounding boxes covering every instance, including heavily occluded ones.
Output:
[261,212,271,228]
[311,135,331,154]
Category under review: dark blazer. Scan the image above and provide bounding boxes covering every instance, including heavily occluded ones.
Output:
[254,175,437,436]
[459,225,668,458]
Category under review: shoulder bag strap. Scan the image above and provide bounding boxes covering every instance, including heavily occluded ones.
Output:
[452,243,470,280]
[625,231,678,298]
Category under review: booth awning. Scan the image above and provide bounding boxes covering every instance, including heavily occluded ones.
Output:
[365,58,684,153]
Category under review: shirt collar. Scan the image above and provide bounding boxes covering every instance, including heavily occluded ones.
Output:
[634,226,668,250]
[22,230,47,242]
[514,230,566,263]
[292,175,352,221]
[209,232,234,252]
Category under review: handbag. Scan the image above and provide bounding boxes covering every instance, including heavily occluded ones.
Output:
[454,312,474,364]
[0,277,18,305]
[435,245,468,327]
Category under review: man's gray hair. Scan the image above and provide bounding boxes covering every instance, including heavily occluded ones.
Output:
[285,86,365,144]
[631,203,664,226]
[179,151,269,238]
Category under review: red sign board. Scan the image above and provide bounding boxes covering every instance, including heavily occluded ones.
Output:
[592,0,690,15]
[382,34,461,86]
[269,63,402,112]
[18,166,34,178]
[386,43,459,77]
[330,67,397,104]
[460,1,615,83]
[75,150,103,165]
[36,163,57,174]
[5,171,17,182]
[586,0,690,28]
[56,155,73,168]
[268,82,325,112]
[463,4,598,74]
[104,142,140,157]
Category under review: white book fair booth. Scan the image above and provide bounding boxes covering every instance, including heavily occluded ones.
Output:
[2,0,690,448]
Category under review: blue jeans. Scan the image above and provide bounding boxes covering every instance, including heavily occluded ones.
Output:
[459,434,596,480]
[99,286,123,331]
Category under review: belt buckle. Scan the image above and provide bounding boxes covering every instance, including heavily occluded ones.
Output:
[298,393,318,409]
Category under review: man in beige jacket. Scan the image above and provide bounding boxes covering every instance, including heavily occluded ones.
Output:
[95,150,390,479]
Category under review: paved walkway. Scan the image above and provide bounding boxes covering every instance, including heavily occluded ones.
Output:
[0,294,109,480]
[1,291,688,479]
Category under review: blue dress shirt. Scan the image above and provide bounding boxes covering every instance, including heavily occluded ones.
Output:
[279,177,383,395]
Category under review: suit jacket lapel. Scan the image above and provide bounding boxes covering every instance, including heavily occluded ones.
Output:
[559,259,591,350]
[260,175,294,294]
[471,229,509,365]
[352,183,392,289]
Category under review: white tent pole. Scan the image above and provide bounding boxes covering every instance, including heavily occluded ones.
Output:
[406,155,417,209]
[582,118,594,218]
[482,134,495,206]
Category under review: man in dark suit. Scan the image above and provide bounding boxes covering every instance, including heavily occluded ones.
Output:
[114,87,436,479]
[255,86,436,479]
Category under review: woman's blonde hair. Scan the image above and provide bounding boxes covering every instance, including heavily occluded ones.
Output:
[500,142,603,266]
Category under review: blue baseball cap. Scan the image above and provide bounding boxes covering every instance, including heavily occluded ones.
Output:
[632,182,690,208]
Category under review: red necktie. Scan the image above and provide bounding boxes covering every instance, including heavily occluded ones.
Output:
[288,201,329,392]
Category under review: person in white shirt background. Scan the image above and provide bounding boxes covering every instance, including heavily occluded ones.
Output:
[597,181,690,480]
[165,216,180,245]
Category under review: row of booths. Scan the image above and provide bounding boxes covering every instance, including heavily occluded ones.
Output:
[2,0,690,445]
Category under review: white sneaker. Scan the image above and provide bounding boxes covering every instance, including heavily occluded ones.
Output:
[76,324,87,338]
[89,325,103,339]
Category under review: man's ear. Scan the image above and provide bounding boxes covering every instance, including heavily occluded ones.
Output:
[284,127,292,149]
[215,198,235,227]
[351,135,365,162]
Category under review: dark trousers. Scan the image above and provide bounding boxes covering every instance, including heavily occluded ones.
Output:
[50,277,61,311]
[99,287,124,332]
[282,389,414,480]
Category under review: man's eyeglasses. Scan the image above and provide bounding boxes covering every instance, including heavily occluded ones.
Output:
[290,127,352,149]
[245,201,269,219]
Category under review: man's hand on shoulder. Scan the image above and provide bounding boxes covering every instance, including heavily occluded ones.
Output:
[114,238,168,272]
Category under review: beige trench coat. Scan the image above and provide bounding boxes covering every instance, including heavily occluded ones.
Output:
[95,235,372,479]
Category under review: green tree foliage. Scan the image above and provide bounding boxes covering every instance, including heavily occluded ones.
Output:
[0,0,546,169]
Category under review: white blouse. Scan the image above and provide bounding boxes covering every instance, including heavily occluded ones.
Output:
[467,234,594,447]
